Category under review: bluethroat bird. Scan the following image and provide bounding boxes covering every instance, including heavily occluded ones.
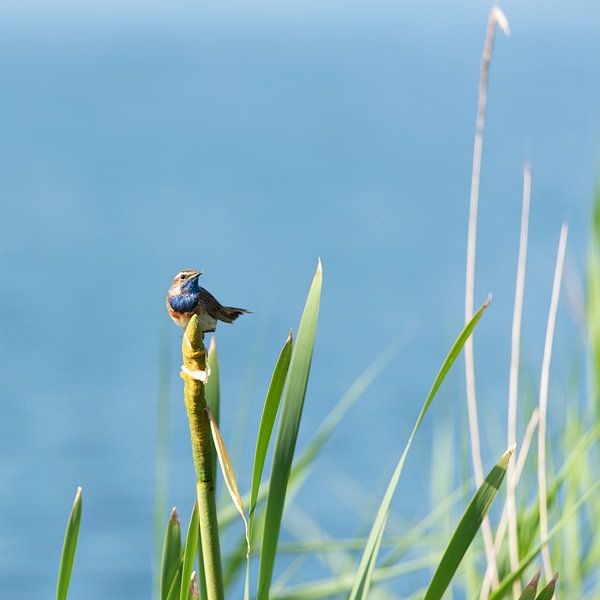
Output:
[166,269,250,333]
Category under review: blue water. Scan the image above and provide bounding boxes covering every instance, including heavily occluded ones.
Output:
[1,1,599,597]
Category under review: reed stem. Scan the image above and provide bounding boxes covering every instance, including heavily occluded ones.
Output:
[181,315,224,600]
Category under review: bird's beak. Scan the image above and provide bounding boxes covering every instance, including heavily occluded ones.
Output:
[193,272,203,279]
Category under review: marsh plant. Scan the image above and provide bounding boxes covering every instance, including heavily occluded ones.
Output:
[54,7,600,600]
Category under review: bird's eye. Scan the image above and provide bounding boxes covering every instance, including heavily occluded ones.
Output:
[180,274,186,280]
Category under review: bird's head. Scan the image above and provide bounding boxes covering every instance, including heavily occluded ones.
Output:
[169,269,202,294]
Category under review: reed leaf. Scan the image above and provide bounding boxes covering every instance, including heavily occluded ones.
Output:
[160,508,182,600]
[250,331,293,526]
[349,297,490,600]
[56,486,82,600]
[535,574,558,600]
[257,260,322,599]
[179,503,199,600]
[423,445,513,600]
[518,570,541,600]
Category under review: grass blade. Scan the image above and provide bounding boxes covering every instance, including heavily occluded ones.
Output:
[423,445,513,600]
[535,574,558,600]
[349,297,491,600]
[257,260,322,599]
[250,331,293,527]
[56,486,82,600]
[244,332,293,599]
[518,570,541,600]
[161,508,182,600]
[179,503,199,600]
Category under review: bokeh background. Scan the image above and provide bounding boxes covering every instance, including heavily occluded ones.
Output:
[1,0,599,597]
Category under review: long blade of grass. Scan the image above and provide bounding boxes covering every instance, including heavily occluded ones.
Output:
[349,297,491,600]
[244,332,293,599]
[518,570,541,600]
[166,566,184,600]
[179,503,199,600]
[250,331,293,526]
[56,486,83,600]
[257,260,322,599]
[489,479,600,600]
[423,445,513,600]
[160,508,182,600]
[535,574,558,600]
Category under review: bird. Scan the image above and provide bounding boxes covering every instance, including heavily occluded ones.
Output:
[166,268,250,333]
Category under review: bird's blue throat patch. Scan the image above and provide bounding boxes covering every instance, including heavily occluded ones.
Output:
[169,277,200,313]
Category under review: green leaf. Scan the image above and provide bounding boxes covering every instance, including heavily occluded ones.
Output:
[518,570,541,600]
[179,503,199,600]
[424,445,513,600]
[257,260,322,599]
[166,565,183,600]
[535,574,558,600]
[349,297,491,600]
[250,331,293,530]
[245,332,293,600]
[56,486,83,600]
[160,508,182,600]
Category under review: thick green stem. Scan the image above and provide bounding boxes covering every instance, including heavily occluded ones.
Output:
[181,316,224,600]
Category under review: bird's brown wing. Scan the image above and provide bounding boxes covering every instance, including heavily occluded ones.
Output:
[198,287,249,324]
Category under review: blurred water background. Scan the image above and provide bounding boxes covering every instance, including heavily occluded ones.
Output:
[1,0,599,597]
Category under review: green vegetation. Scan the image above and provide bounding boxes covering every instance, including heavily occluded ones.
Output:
[54,195,600,596]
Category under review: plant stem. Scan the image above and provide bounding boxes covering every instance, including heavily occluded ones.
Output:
[181,316,224,600]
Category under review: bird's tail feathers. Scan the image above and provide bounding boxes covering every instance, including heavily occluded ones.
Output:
[217,306,251,323]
